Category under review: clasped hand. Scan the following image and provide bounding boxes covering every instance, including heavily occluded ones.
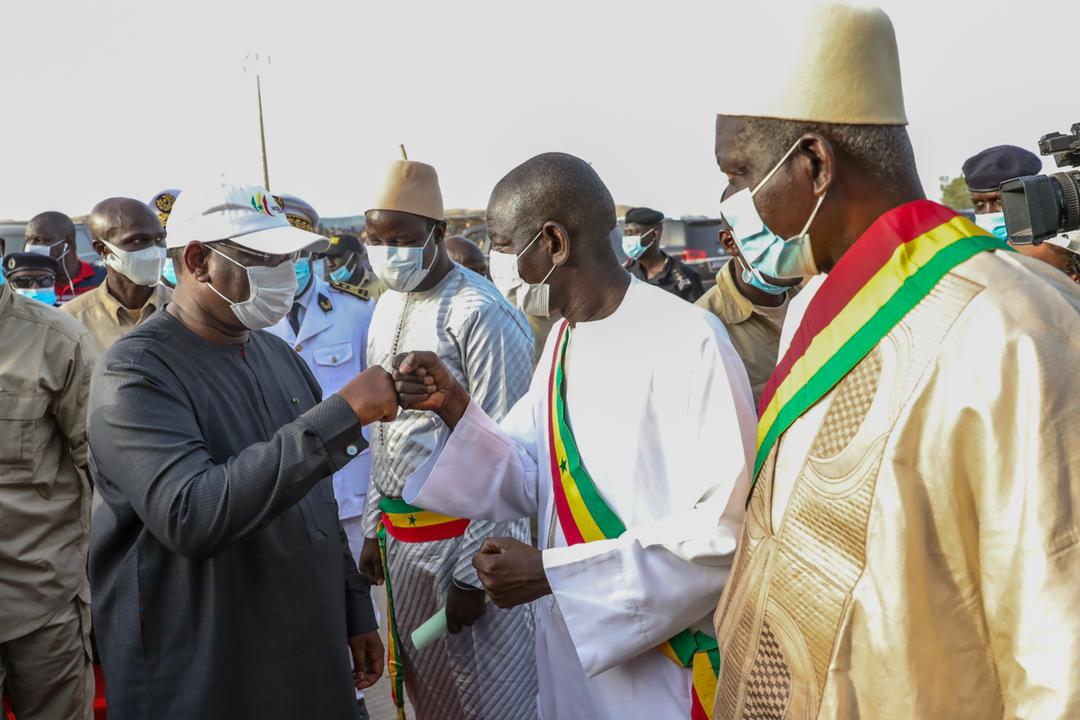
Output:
[390,352,470,427]
[472,537,551,608]
[334,351,462,425]
[352,354,550,607]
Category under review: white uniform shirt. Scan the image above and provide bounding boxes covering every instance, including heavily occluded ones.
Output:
[267,275,376,522]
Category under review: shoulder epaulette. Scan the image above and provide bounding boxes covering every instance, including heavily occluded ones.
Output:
[330,279,371,301]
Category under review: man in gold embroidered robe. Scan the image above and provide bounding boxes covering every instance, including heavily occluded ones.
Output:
[709,4,1080,719]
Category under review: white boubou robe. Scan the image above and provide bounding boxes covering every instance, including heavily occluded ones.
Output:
[405,279,757,719]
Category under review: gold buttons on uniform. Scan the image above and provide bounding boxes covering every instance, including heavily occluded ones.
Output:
[295,344,303,352]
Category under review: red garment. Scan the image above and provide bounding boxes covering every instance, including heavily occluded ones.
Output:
[57,260,106,302]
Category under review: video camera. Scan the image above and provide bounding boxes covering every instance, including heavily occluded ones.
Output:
[1000,123,1080,245]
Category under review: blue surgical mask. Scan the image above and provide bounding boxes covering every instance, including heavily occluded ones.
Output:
[293,256,312,296]
[973,211,1007,241]
[161,258,177,286]
[621,228,656,260]
[367,226,437,292]
[719,139,823,280]
[330,259,354,283]
[737,256,788,295]
[16,287,56,305]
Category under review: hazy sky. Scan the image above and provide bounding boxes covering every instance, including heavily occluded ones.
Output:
[1,0,1076,221]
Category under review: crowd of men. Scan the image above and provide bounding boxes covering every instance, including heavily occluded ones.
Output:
[2,3,1080,720]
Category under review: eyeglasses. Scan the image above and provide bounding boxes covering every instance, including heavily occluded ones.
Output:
[8,275,56,289]
[213,240,301,266]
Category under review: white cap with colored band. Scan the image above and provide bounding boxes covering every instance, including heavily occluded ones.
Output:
[165,175,328,254]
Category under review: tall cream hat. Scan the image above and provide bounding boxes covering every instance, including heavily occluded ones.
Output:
[367,160,444,220]
[718,3,907,125]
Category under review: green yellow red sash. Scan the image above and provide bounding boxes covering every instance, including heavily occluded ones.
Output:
[376,521,407,720]
[546,320,719,719]
[660,630,721,720]
[380,496,470,543]
[377,496,469,720]
[750,200,1010,502]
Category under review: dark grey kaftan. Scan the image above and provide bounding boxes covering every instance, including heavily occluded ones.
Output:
[87,309,376,720]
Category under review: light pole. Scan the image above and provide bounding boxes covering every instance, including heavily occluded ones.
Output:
[244,53,272,191]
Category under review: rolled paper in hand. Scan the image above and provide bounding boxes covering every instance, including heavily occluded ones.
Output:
[410,607,448,650]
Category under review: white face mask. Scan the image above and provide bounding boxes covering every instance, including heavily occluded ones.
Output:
[489,230,556,318]
[102,240,165,286]
[973,211,1007,241]
[26,240,69,261]
[367,226,438,292]
[27,240,76,292]
[206,246,297,330]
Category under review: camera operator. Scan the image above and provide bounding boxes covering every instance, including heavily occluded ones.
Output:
[964,145,1080,283]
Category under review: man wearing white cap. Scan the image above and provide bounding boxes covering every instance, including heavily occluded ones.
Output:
[356,159,538,719]
[710,4,1080,718]
[87,178,399,720]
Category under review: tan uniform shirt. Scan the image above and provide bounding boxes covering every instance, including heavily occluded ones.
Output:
[695,260,792,405]
[61,278,171,352]
[0,283,98,642]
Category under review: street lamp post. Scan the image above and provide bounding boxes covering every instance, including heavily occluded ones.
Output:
[244,53,272,191]
[256,73,270,190]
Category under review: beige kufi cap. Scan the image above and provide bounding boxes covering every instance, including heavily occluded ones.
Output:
[719,3,907,125]
[368,160,444,220]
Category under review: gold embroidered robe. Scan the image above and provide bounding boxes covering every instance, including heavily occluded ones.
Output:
[713,251,1080,719]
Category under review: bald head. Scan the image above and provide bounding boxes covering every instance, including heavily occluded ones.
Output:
[445,235,487,276]
[26,211,75,245]
[488,152,616,254]
[88,197,166,287]
[486,153,629,322]
[24,210,78,273]
[89,197,164,245]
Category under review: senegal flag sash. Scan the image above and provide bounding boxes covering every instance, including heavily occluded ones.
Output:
[377,497,469,720]
[376,521,407,720]
[546,320,720,720]
[380,496,470,543]
[749,200,1011,503]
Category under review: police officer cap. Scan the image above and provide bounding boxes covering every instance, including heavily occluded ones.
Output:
[625,207,664,226]
[962,145,1042,193]
[272,193,320,233]
[324,233,363,257]
[5,251,60,275]
[150,189,181,228]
